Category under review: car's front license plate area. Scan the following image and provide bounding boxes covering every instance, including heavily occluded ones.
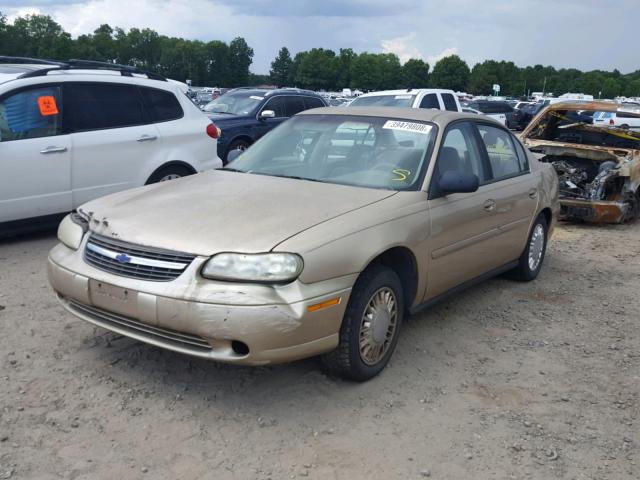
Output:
[89,279,138,315]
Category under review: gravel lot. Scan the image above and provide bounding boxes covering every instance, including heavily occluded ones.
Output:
[1,222,639,480]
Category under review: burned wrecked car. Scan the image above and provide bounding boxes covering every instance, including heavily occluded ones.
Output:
[521,101,640,223]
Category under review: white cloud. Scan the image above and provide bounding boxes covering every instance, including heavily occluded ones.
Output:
[380,33,422,65]
[426,47,459,66]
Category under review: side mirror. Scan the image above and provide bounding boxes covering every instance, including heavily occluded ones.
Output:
[438,170,479,195]
[226,148,245,164]
[260,110,275,120]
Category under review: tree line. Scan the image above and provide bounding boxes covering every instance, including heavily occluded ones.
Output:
[2,12,639,98]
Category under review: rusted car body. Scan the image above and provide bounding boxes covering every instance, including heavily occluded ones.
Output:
[521,101,640,223]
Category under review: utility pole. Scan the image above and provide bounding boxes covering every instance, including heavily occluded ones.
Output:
[542,77,547,96]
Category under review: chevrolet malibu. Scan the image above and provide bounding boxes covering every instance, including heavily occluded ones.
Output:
[48,107,559,381]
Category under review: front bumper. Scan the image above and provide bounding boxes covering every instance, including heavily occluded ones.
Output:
[48,242,355,365]
[559,198,630,224]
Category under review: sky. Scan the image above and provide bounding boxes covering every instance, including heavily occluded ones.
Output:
[1,0,638,74]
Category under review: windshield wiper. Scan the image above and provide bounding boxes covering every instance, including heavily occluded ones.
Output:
[217,167,245,173]
[256,173,325,183]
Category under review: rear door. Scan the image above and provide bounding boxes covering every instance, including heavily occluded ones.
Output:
[63,82,162,206]
[0,84,71,222]
[474,122,539,264]
[425,121,504,298]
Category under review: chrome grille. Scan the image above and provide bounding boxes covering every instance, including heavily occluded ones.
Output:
[84,234,195,281]
[66,298,213,353]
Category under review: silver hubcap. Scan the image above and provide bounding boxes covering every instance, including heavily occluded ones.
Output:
[359,287,398,366]
[528,223,545,271]
[159,173,181,182]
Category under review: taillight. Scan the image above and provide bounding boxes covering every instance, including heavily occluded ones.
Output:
[207,123,221,139]
[609,119,615,126]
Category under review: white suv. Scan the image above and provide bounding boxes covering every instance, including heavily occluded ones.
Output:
[0,58,222,233]
[347,88,462,112]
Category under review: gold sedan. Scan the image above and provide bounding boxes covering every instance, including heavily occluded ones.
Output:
[49,107,559,381]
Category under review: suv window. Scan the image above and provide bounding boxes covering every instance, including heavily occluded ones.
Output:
[285,96,306,116]
[303,96,325,110]
[140,87,183,123]
[477,124,523,180]
[63,83,148,133]
[433,122,488,195]
[263,96,286,117]
[0,86,62,142]
[420,94,440,110]
[441,93,458,112]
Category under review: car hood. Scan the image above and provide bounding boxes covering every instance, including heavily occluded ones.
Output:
[78,170,397,256]
[206,113,252,124]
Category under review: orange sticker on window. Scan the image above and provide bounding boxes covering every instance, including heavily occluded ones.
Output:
[37,96,59,116]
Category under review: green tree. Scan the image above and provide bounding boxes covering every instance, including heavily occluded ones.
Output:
[270,47,292,86]
[227,37,254,86]
[294,48,338,90]
[337,48,356,88]
[402,58,429,88]
[430,55,470,91]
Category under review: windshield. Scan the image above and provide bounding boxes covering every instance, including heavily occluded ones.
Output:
[203,91,265,115]
[526,108,640,149]
[349,94,416,108]
[224,114,436,190]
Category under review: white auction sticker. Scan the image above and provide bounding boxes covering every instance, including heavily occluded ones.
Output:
[383,120,433,135]
[250,95,264,100]
[394,95,413,99]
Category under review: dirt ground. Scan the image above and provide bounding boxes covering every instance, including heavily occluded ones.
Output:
[0,222,639,480]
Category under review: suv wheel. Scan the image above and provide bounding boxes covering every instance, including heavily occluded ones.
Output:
[225,139,250,163]
[146,165,193,184]
[322,265,404,381]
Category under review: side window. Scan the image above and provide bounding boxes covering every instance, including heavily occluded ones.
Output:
[419,93,440,110]
[140,87,183,123]
[0,86,62,142]
[434,122,488,193]
[442,93,458,112]
[512,135,530,172]
[303,96,325,110]
[263,97,286,117]
[477,124,523,180]
[63,83,148,132]
[285,96,306,116]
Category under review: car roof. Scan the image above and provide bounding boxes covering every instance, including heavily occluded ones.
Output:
[0,64,49,84]
[297,106,497,127]
[357,89,454,97]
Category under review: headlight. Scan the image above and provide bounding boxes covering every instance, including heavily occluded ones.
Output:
[57,212,88,251]
[201,253,303,283]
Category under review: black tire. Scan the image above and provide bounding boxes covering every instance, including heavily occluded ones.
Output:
[225,139,250,164]
[322,265,404,381]
[510,214,548,281]
[146,164,193,184]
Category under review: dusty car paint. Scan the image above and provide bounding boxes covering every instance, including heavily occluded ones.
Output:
[521,101,640,223]
[48,107,559,368]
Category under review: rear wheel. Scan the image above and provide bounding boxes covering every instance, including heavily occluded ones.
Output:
[322,265,404,381]
[146,165,193,184]
[510,214,548,281]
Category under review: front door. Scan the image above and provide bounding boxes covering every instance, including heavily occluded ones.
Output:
[0,84,71,223]
[425,121,504,298]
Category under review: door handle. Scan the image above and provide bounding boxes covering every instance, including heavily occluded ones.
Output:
[483,199,496,212]
[136,134,157,142]
[40,146,67,154]
[528,188,538,199]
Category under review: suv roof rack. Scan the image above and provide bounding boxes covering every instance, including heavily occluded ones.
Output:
[0,56,167,82]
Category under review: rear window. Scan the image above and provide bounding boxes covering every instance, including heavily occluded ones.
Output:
[419,94,440,109]
[474,102,513,114]
[441,93,458,111]
[140,87,183,123]
[304,96,325,110]
[63,83,148,132]
[350,94,416,108]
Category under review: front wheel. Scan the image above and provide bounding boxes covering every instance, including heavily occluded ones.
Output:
[510,214,548,281]
[322,265,404,381]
